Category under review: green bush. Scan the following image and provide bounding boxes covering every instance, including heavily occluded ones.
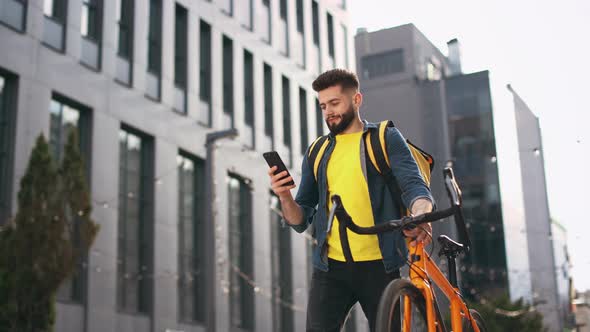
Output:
[0,133,99,332]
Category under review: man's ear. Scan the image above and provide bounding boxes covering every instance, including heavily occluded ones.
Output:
[354,92,363,107]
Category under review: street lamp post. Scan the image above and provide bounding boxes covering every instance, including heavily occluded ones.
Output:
[204,128,238,332]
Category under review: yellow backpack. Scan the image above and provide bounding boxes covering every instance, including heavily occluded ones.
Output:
[307,120,434,213]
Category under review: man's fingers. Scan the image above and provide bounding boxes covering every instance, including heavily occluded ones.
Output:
[275,175,294,187]
[272,181,295,191]
[267,166,277,176]
[417,232,427,243]
[404,225,433,247]
[270,170,289,183]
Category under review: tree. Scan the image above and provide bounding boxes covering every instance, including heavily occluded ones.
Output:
[0,132,99,332]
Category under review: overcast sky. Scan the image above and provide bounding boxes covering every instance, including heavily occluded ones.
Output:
[349,0,590,291]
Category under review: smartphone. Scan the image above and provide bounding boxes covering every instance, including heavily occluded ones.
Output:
[263,151,295,186]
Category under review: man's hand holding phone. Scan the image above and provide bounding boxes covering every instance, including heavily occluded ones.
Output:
[268,166,296,198]
[263,151,297,199]
[264,151,303,226]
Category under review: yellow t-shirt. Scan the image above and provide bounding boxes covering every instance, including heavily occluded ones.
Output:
[326,131,382,261]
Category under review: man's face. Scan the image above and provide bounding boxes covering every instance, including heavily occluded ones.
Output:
[318,85,359,135]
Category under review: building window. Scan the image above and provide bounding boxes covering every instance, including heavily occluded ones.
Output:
[115,0,134,85]
[244,50,254,128]
[0,0,27,32]
[280,0,287,20]
[293,0,305,67]
[117,127,154,314]
[361,49,405,80]
[222,35,234,127]
[146,0,162,100]
[264,63,274,142]
[282,76,291,148]
[81,0,101,41]
[199,20,212,104]
[270,195,294,332]
[238,0,253,30]
[173,3,188,113]
[147,0,162,75]
[221,0,233,16]
[299,88,308,155]
[0,71,18,226]
[174,3,188,89]
[260,0,271,44]
[228,175,255,331]
[426,61,442,81]
[50,94,92,303]
[279,0,289,56]
[178,153,206,323]
[311,1,319,46]
[117,0,134,59]
[342,24,349,68]
[48,95,92,167]
[296,0,304,33]
[80,0,102,69]
[327,13,335,58]
[315,98,323,137]
[43,0,68,51]
[44,0,67,21]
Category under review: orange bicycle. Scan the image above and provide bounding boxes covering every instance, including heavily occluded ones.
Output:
[329,167,487,332]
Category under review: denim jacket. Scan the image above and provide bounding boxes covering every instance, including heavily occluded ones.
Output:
[283,120,433,273]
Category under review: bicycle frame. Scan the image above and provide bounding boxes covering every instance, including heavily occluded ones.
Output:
[405,240,479,332]
[328,167,480,331]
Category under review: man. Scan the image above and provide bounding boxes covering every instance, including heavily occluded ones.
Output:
[268,69,433,331]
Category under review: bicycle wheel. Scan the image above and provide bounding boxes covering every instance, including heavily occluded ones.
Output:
[462,309,487,332]
[375,279,428,332]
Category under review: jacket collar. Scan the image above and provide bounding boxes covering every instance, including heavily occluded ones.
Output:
[327,119,378,139]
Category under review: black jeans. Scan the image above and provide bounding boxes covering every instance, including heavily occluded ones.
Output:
[306,259,401,332]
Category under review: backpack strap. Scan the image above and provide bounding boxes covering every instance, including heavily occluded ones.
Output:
[307,135,330,181]
[364,121,407,213]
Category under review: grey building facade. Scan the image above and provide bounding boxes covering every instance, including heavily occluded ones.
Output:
[0,0,358,331]
[354,24,455,241]
[355,25,511,298]
[511,85,564,331]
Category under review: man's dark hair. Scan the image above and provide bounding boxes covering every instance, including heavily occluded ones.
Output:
[312,69,359,92]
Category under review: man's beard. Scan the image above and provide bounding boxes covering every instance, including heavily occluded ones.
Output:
[326,104,356,135]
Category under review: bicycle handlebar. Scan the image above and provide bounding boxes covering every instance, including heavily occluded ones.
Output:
[328,166,471,252]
